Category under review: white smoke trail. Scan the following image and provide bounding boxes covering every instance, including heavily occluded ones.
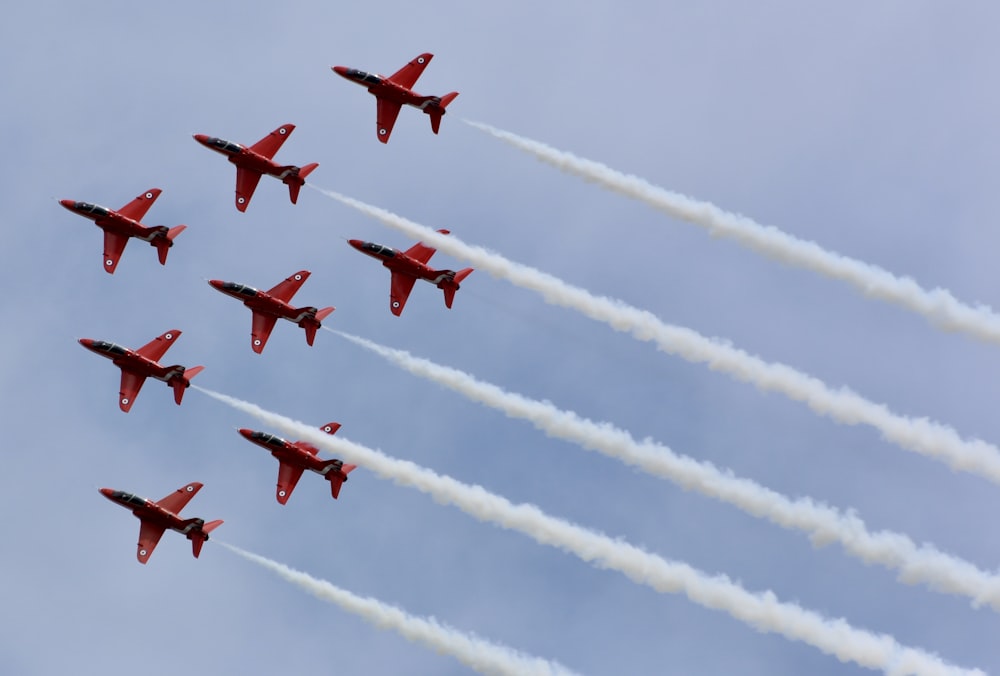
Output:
[463,120,1000,346]
[307,184,1000,487]
[220,543,578,676]
[196,386,981,676]
[330,328,1000,611]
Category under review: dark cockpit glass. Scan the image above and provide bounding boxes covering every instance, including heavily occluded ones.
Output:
[347,69,381,86]
[112,491,147,508]
[363,242,396,257]
[251,431,285,447]
[208,137,244,154]
[77,202,111,217]
[222,282,258,297]
[92,341,128,357]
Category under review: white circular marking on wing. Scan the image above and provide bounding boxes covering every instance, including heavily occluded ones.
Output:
[323,425,332,432]
[418,57,425,63]
[140,549,147,556]
[294,274,302,280]
[105,259,113,266]
[165,333,173,340]
[145,192,154,199]
[238,197,246,204]
[379,128,387,136]
[186,485,194,492]
[278,490,286,497]
[253,339,261,346]
[121,397,129,405]
[392,301,400,308]
[279,127,287,135]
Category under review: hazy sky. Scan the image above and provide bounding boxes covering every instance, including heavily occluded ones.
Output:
[3,2,999,674]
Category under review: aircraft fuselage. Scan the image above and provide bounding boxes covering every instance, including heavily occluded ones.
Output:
[78,338,184,383]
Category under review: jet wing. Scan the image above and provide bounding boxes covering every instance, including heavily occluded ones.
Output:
[102,229,130,274]
[266,270,311,303]
[136,330,181,362]
[276,461,306,505]
[117,188,162,222]
[235,167,263,212]
[387,53,433,90]
[389,271,418,316]
[248,124,295,160]
[296,442,321,457]
[155,482,204,514]
[119,370,147,413]
[376,98,403,143]
[250,311,279,354]
[402,241,438,266]
[136,519,167,564]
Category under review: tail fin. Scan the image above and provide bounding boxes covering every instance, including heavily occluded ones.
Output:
[299,162,319,180]
[171,366,205,405]
[190,519,224,558]
[300,307,334,346]
[154,225,187,265]
[441,268,474,308]
[286,163,319,204]
[329,465,357,500]
[428,92,459,134]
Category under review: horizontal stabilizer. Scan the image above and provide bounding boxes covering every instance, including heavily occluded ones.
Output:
[171,366,205,405]
[428,92,459,134]
[314,306,335,323]
[299,162,319,181]
[190,519,223,558]
[441,268,473,308]
[286,163,319,204]
[155,225,187,265]
[329,463,358,499]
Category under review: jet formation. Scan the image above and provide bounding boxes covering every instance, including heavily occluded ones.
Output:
[70,53,466,563]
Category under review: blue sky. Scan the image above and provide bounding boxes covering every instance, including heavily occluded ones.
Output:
[3,2,999,674]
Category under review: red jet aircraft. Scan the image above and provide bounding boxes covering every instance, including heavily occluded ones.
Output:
[349,230,473,316]
[238,423,357,504]
[79,330,204,412]
[59,189,186,273]
[193,124,318,212]
[332,53,458,143]
[100,482,223,564]
[208,271,334,353]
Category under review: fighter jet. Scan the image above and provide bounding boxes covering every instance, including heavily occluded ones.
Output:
[332,53,458,143]
[349,229,473,316]
[59,189,185,273]
[208,270,334,353]
[100,482,223,564]
[79,329,204,412]
[238,423,357,505]
[193,124,318,212]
